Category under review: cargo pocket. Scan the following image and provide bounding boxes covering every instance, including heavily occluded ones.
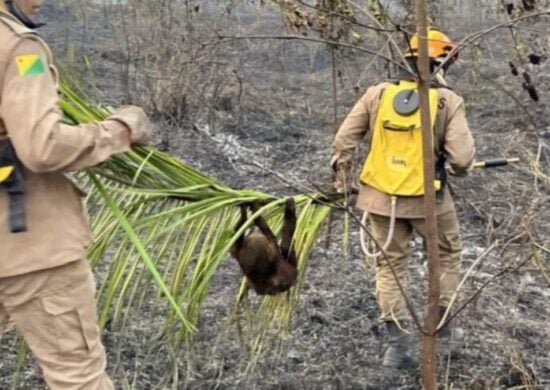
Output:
[41,293,98,355]
[440,228,462,254]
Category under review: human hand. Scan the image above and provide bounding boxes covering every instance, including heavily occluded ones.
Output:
[110,106,152,146]
[332,162,358,205]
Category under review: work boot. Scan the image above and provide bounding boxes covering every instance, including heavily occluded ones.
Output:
[382,321,414,369]
[438,307,465,350]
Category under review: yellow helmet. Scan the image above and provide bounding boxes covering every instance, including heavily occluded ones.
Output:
[405,28,458,61]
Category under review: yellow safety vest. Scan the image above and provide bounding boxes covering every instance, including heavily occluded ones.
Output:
[360,80,439,196]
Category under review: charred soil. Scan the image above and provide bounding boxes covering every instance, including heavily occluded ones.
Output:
[0,2,548,389]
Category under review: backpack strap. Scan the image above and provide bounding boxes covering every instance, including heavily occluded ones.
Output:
[0,139,26,233]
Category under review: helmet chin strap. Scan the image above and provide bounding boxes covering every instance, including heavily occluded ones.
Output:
[5,0,45,29]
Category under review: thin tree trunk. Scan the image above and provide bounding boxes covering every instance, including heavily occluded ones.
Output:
[331,47,339,131]
[414,1,441,388]
[325,46,339,249]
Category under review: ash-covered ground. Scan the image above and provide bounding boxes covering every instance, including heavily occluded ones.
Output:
[0,1,548,389]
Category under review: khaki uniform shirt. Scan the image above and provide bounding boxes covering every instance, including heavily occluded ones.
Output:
[0,12,131,277]
[332,81,475,218]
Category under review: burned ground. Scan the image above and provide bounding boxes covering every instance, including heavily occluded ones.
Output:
[0,1,548,389]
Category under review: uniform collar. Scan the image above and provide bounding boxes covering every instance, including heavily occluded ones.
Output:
[4,0,45,29]
[434,70,448,87]
[392,68,451,90]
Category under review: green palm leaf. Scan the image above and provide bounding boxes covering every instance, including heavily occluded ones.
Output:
[58,84,335,372]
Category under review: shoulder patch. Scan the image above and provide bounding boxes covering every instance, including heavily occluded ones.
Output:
[15,54,45,76]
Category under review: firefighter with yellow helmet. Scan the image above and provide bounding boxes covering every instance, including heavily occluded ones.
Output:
[0,0,152,388]
[331,28,475,369]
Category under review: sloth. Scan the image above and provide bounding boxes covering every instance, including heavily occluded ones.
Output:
[230,198,297,295]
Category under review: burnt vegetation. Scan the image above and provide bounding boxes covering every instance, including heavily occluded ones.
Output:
[0,0,547,389]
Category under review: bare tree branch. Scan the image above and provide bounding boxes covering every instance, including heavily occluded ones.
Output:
[347,0,415,75]
[478,73,537,130]
[431,10,550,77]
[216,34,411,73]
[294,0,395,32]
[440,255,532,330]
[437,242,499,330]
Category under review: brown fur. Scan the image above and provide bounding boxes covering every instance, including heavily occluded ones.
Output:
[230,198,297,295]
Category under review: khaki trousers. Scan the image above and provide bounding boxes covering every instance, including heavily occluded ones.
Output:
[369,211,462,322]
[0,259,114,390]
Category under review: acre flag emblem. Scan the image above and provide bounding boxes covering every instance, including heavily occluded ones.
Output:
[15,55,45,77]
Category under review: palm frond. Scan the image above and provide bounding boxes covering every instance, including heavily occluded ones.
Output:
[58,84,336,369]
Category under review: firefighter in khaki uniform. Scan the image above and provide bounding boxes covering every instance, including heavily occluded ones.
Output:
[0,0,152,388]
[331,29,475,369]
